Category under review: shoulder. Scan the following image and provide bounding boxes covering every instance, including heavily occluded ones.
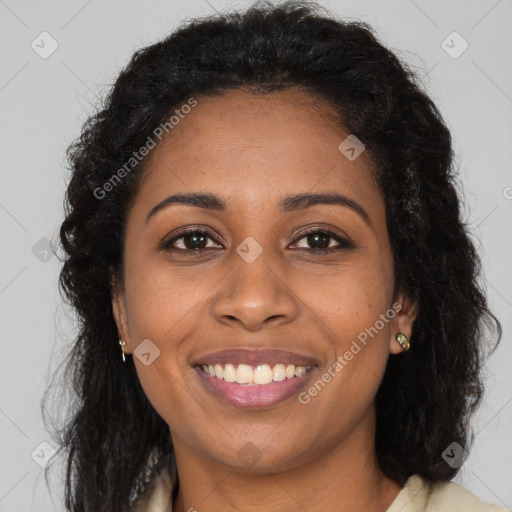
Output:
[129,467,511,512]
[387,474,511,512]
[129,465,175,512]
[426,478,510,512]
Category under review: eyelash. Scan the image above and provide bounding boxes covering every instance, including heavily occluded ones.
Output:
[160,227,355,255]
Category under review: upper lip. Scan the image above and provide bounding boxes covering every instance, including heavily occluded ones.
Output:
[192,348,321,367]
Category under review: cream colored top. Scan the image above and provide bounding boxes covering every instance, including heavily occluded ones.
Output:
[387,475,510,512]
[131,468,511,512]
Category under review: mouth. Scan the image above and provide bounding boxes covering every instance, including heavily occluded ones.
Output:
[192,348,320,409]
[199,362,313,384]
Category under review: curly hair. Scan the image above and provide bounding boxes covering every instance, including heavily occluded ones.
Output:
[42,1,502,510]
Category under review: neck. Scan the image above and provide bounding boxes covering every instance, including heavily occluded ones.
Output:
[171,412,402,512]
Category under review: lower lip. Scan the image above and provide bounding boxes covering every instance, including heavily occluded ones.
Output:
[194,366,317,409]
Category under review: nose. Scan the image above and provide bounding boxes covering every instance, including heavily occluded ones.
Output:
[212,251,299,331]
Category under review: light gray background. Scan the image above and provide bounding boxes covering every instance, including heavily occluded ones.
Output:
[0,0,511,510]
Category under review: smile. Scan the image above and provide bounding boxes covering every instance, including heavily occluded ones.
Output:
[200,363,312,385]
[192,348,320,409]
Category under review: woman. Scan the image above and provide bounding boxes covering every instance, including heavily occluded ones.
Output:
[43,1,507,511]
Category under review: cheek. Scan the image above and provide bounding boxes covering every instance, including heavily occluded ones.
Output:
[133,363,210,455]
[300,258,393,396]
[121,261,201,418]
[124,256,211,339]
[303,258,392,344]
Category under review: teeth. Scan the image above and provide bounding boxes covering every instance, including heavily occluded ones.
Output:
[285,364,295,379]
[223,363,237,382]
[200,363,311,385]
[295,366,308,377]
[253,364,273,385]
[273,363,286,381]
[235,363,253,384]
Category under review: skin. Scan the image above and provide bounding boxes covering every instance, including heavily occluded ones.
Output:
[112,88,417,512]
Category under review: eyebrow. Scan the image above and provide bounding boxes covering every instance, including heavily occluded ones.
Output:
[145,192,372,227]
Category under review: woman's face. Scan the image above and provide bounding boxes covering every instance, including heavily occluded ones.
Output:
[112,88,416,471]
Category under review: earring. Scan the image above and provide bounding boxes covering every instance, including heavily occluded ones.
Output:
[119,339,127,363]
[396,333,410,351]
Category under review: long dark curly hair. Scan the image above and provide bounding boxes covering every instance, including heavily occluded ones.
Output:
[42,1,502,510]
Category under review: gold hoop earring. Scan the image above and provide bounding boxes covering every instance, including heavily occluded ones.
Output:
[119,339,127,363]
[396,333,410,351]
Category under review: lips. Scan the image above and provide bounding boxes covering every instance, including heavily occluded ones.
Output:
[191,348,321,368]
[191,348,320,409]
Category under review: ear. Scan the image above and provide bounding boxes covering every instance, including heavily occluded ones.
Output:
[111,274,132,355]
[389,291,417,355]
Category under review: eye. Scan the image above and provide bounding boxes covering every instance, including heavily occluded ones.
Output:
[291,229,355,253]
[160,227,355,254]
[161,229,222,252]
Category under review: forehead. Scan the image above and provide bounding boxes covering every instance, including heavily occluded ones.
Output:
[132,88,382,218]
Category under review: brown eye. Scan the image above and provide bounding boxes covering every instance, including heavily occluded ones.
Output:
[292,229,355,253]
[160,227,354,255]
[162,229,222,252]
[305,232,331,250]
